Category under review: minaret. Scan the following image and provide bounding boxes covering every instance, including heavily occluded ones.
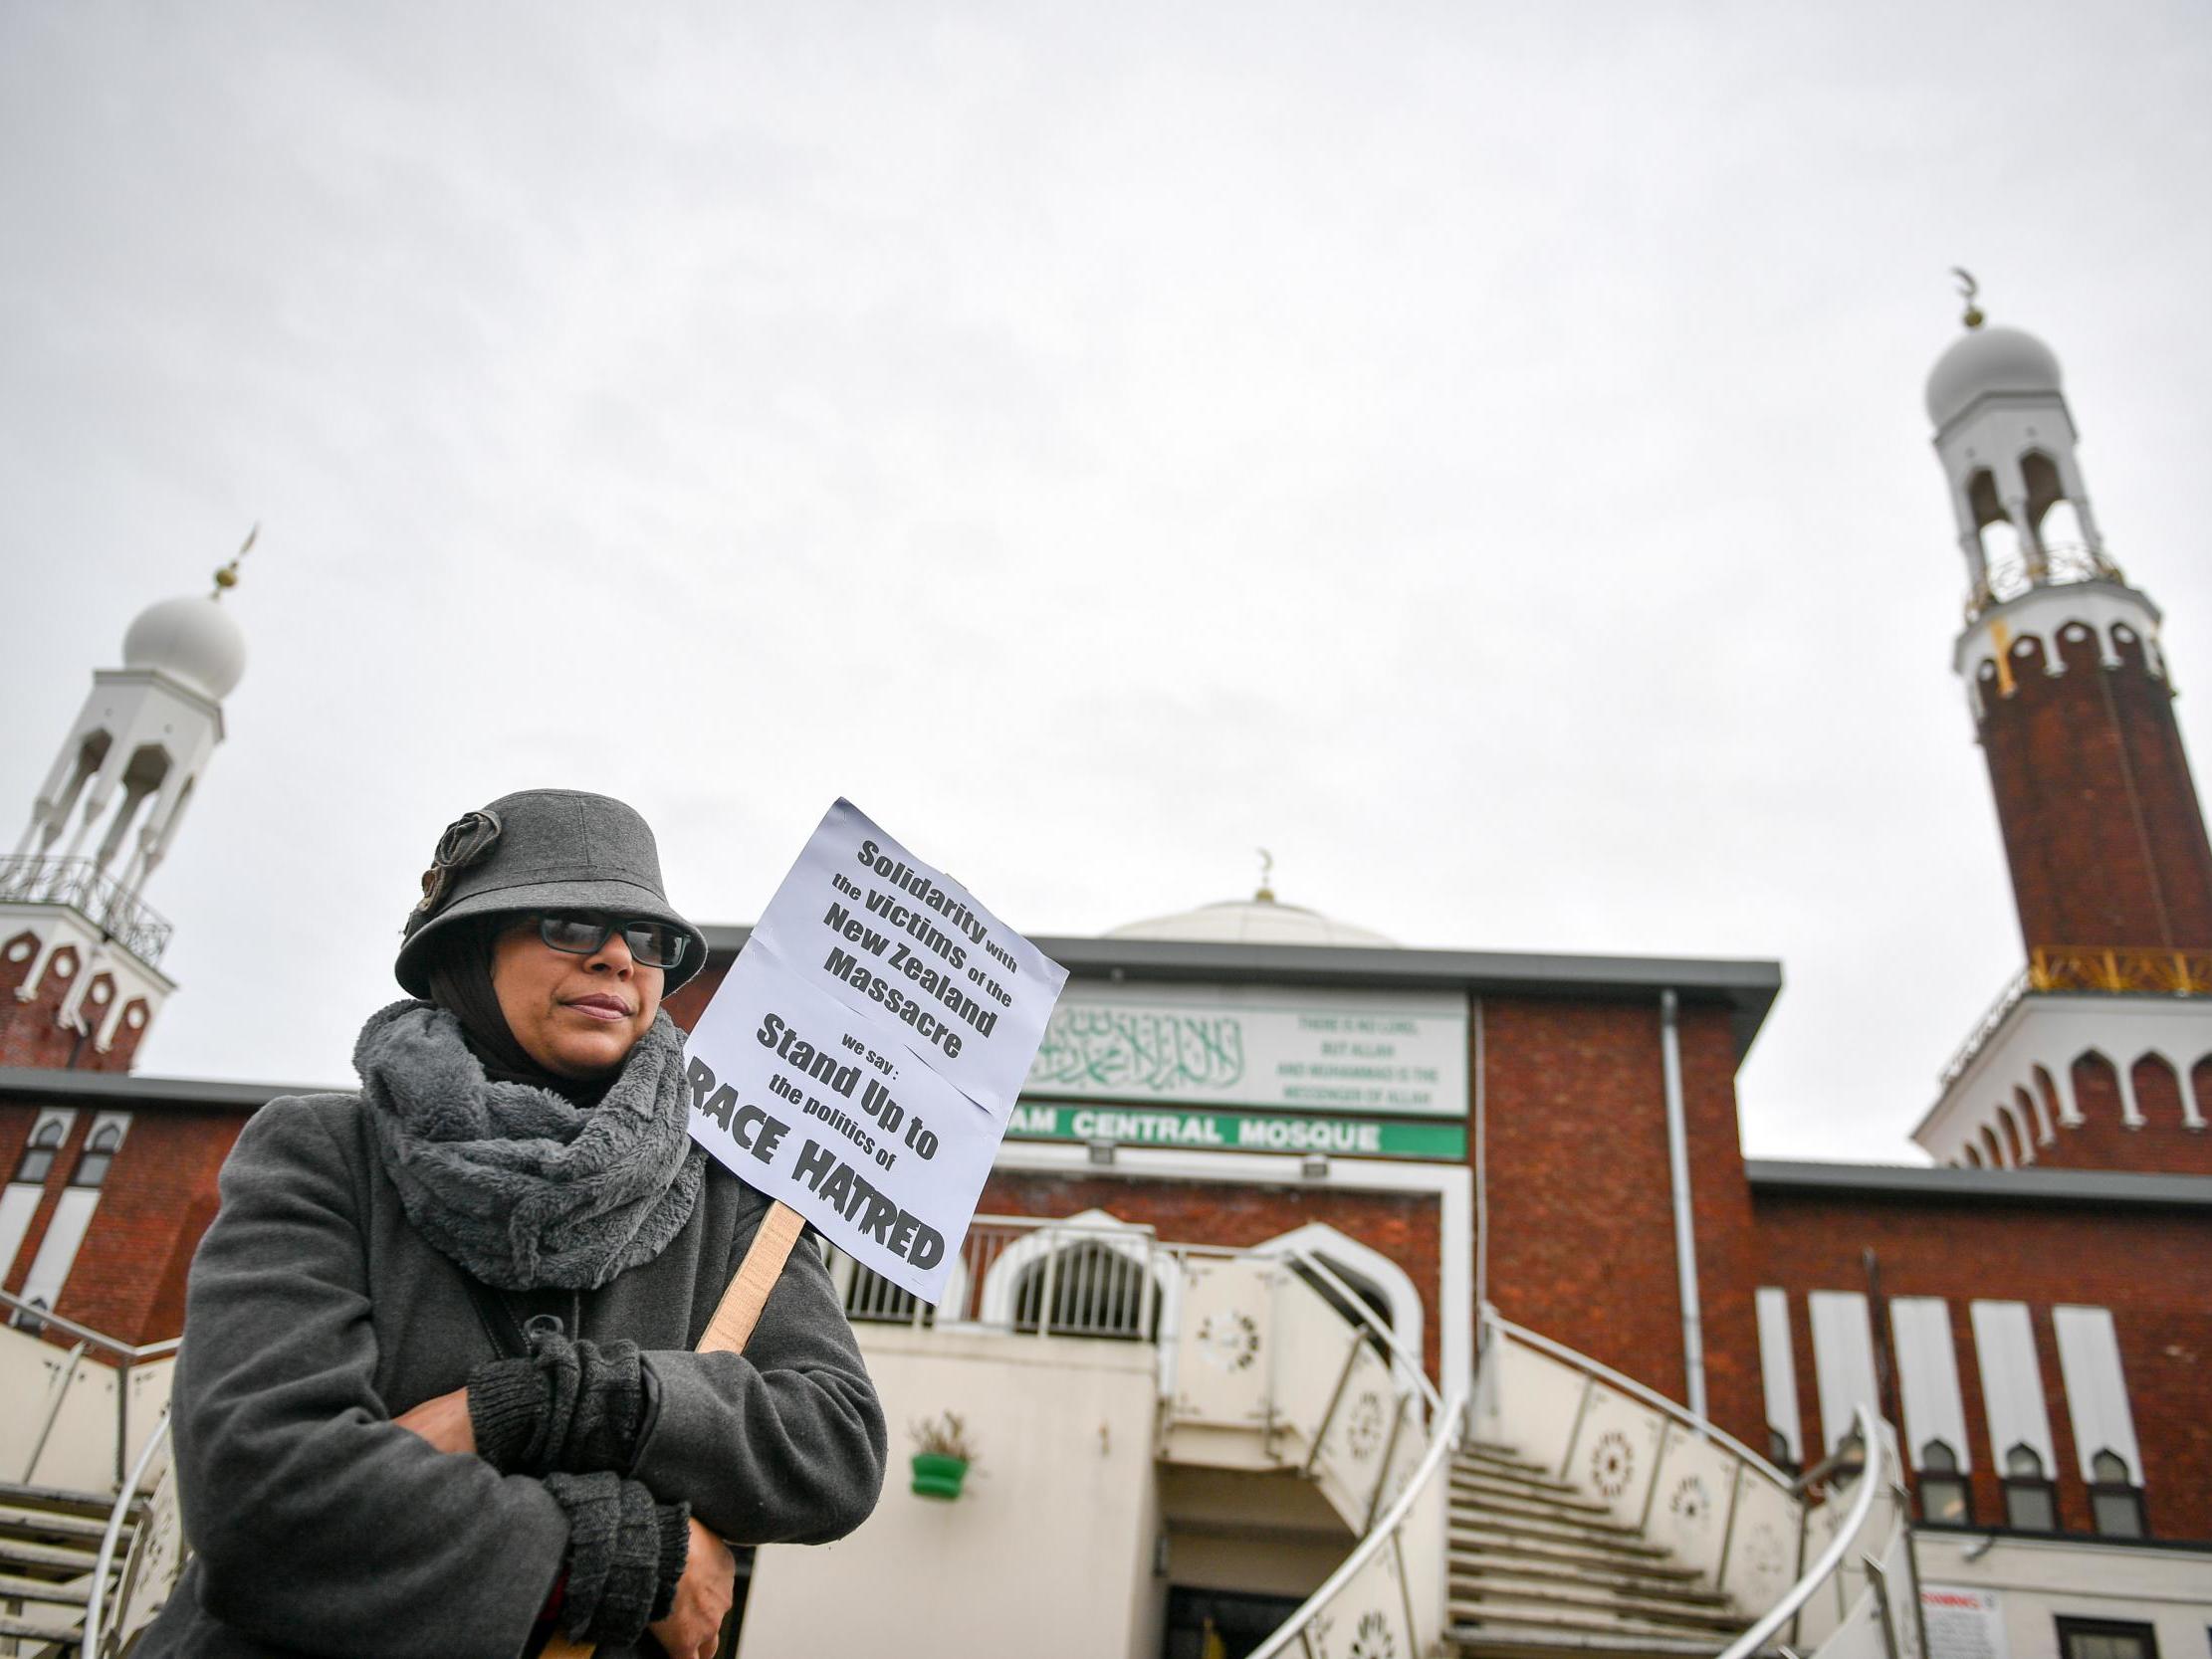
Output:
[1916,288,2212,1173]
[1935,288,2212,964]
[0,545,250,1071]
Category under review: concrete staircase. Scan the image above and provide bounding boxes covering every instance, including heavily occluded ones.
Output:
[1447,1442,1750,1658]
[0,1481,131,1658]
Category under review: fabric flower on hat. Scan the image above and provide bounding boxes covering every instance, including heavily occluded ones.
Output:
[405,809,504,936]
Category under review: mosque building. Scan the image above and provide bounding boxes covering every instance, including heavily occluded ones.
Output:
[0,310,2206,1659]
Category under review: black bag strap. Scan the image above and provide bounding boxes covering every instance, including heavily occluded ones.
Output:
[463,1279,580,1360]
[462,1274,533,1360]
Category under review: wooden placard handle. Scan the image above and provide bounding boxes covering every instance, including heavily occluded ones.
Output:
[539,1200,808,1659]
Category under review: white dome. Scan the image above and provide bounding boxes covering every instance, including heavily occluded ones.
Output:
[1107,897,1398,947]
[122,595,247,700]
[1924,324,2064,430]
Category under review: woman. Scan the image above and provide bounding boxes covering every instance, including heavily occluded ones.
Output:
[140,789,887,1659]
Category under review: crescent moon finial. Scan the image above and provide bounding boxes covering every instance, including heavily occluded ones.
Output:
[1255,847,1275,904]
[212,521,258,599]
[1951,267,1984,329]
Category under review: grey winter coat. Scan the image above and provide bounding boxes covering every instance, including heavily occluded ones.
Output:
[137,1090,887,1659]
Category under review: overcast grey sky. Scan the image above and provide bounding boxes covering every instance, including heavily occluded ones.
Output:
[4,3,2208,1159]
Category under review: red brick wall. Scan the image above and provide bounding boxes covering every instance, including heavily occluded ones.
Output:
[1751,1188,2212,1542]
[0,1097,246,1347]
[2020,1053,2212,1176]
[1477,995,1764,1448]
[52,1109,244,1344]
[1977,626,2212,953]
[980,1169,1444,1380]
[0,932,151,1073]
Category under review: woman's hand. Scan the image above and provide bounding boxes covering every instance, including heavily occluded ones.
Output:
[648,1517,734,1659]
[392,1386,477,1455]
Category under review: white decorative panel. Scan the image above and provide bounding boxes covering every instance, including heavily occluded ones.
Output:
[1,1105,77,1284]
[1303,1529,1418,1659]
[16,1185,99,1315]
[1268,1270,1359,1464]
[1170,1256,1274,1427]
[1565,1383,1665,1530]
[1476,1335,1585,1475]
[1809,1291,1880,1452]
[1755,1287,1803,1464]
[1891,1297,1970,1470]
[1717,1472,1800,1614]
[1968,1300,2055,1471]
[1644,1427,1739,1583]
[2052,1305,2142,1483]
[0,1185,42,1284]
[1311,1343,1402,1530]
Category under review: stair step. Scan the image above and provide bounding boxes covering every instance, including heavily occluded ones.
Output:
[0,1481,114,1523]
[1451,1472,1615,1517]
[1450,1539,1703,1587]
[0,1537,106,1572]
[1450,1486,1628,1531]
[1449,1510,1664,1555]
[1452,1462,1585,1500]
[0,1618,86,1654]
[1463,1443,1559,1478]
[0,1568,96,1606]
[1450,1599,1745,1644]
[1451,1555,1728,1605]
[1451,1616,1734,1658]
[1450,1574,1741,1630]
[0,1505,113,1544]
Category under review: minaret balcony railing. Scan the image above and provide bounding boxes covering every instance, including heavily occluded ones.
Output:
[2028,945,2212,995]
[1966,541,2125,621]
[0,855,174,966]
[1940,946,2212,1086]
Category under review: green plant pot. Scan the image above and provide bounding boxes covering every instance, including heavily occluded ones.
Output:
[910,1452,969,1500]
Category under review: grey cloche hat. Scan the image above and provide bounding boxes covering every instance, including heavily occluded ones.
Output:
[394,788,709,997]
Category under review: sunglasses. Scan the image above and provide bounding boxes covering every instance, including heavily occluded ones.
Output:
[535,913,689,970]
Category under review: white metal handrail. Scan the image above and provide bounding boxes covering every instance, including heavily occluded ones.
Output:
[1714,1404,1884,1659]
[0,1286,181,1363]
[1482,1306,1794,1492]
[1246,1388,1466,1659]
[81,1410,171,1658]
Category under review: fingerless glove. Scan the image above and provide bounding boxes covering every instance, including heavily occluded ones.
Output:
[468,1332,653,1476]
[542,1471,690,1645]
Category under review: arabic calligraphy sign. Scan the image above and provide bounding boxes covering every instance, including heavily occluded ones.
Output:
[1023,982,1467,1118]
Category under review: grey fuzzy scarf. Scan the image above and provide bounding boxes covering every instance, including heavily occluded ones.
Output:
[355,1000,706,1292]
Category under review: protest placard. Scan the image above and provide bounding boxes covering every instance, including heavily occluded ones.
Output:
[686,944,1000,1301]
[684,800,1067,1302]
[748,798,1067,1120]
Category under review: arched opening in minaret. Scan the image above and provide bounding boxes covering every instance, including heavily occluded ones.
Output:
[2021,451,2091,570]
[2130,1053,2184,1129]
[2031,1065,2062,1137]
[45,730,113,851]
[92,744,171,874]
[1961,1141,1984,1168]
[2072,1051,2122,1130]
[1967,469,2027,600]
